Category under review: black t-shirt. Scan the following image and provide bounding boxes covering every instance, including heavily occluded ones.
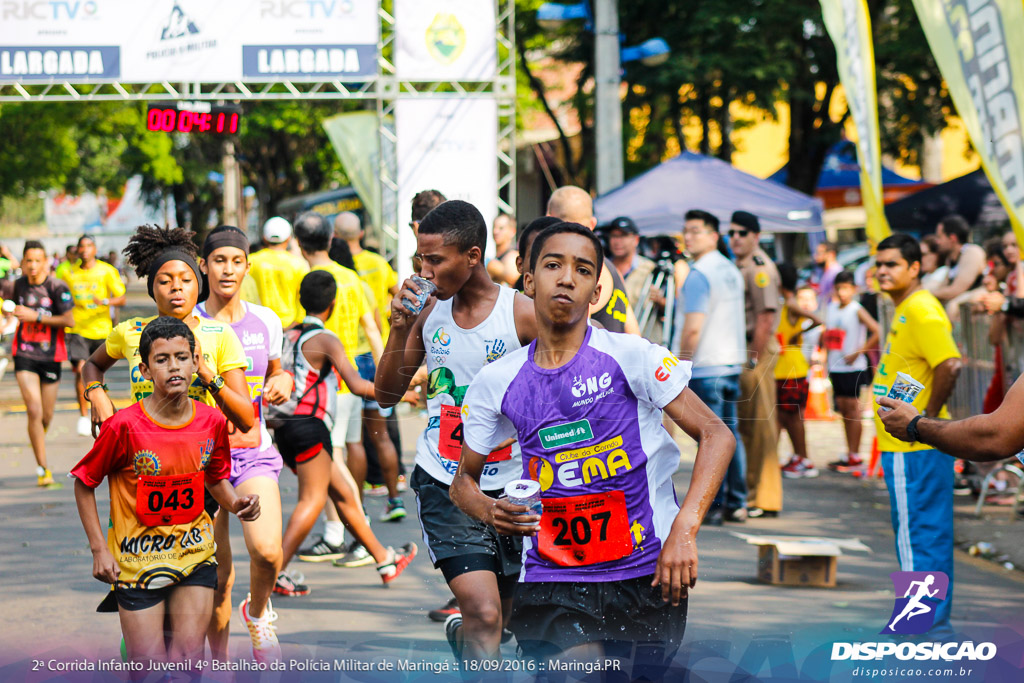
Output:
[590,258,629,333]
[3,276,73,361]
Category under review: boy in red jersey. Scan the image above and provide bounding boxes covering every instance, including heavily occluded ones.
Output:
[72,316,260,669]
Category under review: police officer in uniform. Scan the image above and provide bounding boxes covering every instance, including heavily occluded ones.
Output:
[728,211,783,517]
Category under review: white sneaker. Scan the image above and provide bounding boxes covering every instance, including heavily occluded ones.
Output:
[239,594,281,663]
[77,415,92,437]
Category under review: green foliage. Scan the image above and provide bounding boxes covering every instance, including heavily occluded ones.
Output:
[517,0,952,194]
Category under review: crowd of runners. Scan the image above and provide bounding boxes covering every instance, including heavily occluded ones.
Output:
[1,186,1007,672]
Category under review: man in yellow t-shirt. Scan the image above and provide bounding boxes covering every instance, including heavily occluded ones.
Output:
[61,235,127,437]
[335,212,399,341]
[248,217,308,328]
[871,233,962,636]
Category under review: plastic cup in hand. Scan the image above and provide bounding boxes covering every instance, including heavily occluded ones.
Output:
[1,300,14,314]
[881,372,924,411]
[504,479,543,526]
[403,276,436,314]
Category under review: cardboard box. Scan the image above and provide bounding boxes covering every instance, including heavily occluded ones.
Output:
[757,544,838,587]
[733,533,872,588]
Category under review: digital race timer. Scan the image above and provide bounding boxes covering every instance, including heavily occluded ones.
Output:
[146,102,241,135]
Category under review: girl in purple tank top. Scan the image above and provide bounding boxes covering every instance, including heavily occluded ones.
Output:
[198,226,291,663]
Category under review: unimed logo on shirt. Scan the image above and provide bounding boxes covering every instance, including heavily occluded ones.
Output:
[539,419,593,450]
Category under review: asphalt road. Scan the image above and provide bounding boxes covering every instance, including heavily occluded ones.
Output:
[0,402,1022,682]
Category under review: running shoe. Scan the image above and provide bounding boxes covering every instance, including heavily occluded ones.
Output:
[272,570,310,597]
[363,482,388,497]
[377,542,417,586]
[746,507,779,519]
[782,457,819,479]
[444,614,463,661]
[239,594,281,663]
[827,455,865,473]
[380,498,407,522]
[953,474,973,496]
[397,474,408,493]
[76,415,92,437]
[724,507,748,523]
[334,541,374,568]
[429,597,460,622]
[37,467,54,487]
[297,536,345,563]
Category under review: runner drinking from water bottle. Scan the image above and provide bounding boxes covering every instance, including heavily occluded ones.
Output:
[452,222,733,676]
[375,200,538,664]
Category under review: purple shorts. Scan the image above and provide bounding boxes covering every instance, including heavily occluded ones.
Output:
[230,445,284,487]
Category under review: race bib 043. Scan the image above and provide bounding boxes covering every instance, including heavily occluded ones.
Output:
[135,472,204,526]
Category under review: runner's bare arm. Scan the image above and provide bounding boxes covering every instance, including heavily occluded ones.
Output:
[208,368,255,433]
[14,305,74,328]
[375,279,432,407]
[206,479,260,522]
[74,479,120,584]
[856,307,881,353]
[306,331,376,401]
[656,387,734,605]
[262,358,292,405]
[877,369,1024,461]
[923,357,962,418]
[451,448,539,537]
[83,344,118,430]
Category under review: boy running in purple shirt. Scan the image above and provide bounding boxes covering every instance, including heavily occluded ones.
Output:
[452,222,734,675]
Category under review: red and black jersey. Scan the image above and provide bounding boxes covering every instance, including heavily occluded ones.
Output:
[3,276,73,362]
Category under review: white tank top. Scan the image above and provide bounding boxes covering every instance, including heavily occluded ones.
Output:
[824,301,868,372]
[416,285,522,489]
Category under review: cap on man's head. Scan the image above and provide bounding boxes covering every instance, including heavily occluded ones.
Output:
[730,211,760,233]
[609,216,639,235]
[263,217,292,243]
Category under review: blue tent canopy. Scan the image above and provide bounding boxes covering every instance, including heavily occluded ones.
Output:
[594,152,824,235]
[769,141,923,189]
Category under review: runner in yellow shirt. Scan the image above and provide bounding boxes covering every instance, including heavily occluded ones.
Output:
[248,217,309,328]
[82,225,254,436]
[60,235,127,437]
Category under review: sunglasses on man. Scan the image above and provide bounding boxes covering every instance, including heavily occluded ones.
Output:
[728,229,750,238]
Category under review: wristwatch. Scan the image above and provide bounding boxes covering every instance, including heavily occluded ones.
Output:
[906,414,924,442]
[205,374,225,395]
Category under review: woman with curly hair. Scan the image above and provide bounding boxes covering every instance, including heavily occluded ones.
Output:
[82,224,254,435]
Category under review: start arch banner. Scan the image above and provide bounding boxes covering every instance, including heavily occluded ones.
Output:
[0,0,379,83]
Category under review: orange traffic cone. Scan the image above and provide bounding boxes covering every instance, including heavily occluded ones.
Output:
[804,364,835,421]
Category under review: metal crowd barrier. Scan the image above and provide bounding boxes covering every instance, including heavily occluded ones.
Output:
[878,300,1007,420]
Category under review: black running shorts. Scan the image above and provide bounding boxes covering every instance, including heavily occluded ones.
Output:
[274,417,333,472]
[509,574,688,667]
[410,465,522,594]
[114,562,218,611]
[13,356,61,384]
